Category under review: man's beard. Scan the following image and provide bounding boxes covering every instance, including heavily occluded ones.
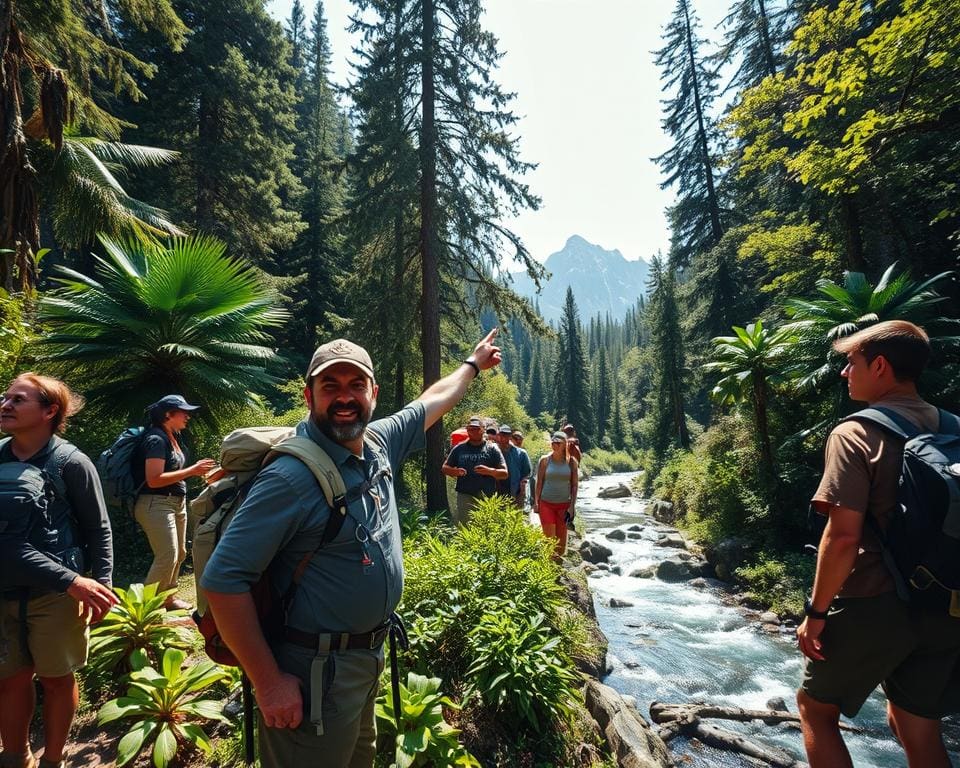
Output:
[311,401,371,443]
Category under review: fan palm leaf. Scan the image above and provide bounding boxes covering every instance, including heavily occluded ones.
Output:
[780,266,958,392]
[38,234,288,421]
[34,135,184,251]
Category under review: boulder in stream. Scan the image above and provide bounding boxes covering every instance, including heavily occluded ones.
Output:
[654,533,687,550]
[629,565,657,579]
[648,498,676,524]
[584,681,673,768]
[766,697,789,712]
[627,531,643,540]
[759,611,780,626]
[580,540,614,564]
[609,597,635,608]
[655,559,695,582]
[606,528,627,541]
[703,537,753,583]
[598,482,633,499]
[627,524,644,532]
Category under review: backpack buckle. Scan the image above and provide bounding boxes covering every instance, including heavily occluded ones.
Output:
[909,566,935,591]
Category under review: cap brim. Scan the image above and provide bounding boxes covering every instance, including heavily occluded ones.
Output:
[179,404,201,411]
[308,358,375,381]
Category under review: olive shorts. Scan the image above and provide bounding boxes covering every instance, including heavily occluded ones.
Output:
[0,592,89,679]
[801,591,960,719]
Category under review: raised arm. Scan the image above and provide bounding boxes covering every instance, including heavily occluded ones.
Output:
[417,329,502,431]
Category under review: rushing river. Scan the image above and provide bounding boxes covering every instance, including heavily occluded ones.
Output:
[576,472,960,768]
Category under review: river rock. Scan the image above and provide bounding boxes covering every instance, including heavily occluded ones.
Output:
[627,531,643,540]
[627,525,644,532]
[766,697,789,712]
[606,528,627,541]
[674,550,695,561]
[629,565,657,579]
[584,680,673,768]
[703,537,753,583]
[580,563,597,575]
[612,565,622,575]
[580,540,614,564]
[654,533,687,550]
[598,483,632,499]
[656,559,695,582]
[759,611,780,625]
[595,563,610,571]
[648,498,676,524]
[609,598,634,608]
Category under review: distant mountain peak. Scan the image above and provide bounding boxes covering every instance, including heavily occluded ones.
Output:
[511,235,649,323]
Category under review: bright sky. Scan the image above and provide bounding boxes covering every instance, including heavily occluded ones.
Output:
[266,0,731,265]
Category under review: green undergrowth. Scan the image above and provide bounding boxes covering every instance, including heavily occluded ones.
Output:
[579,447,641,477]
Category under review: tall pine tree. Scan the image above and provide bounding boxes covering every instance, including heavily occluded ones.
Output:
[553,287,593,448]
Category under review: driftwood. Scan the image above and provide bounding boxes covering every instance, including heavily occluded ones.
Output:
[650,702,862,733]
[650,702,863,768]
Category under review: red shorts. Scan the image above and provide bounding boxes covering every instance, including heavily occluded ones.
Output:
[537,500,570,526]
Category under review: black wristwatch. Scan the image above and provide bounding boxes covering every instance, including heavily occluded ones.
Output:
[463,358,480,378]
[804,598,830,620]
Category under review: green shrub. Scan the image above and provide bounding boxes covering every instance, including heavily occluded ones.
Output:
[736,552,815,617]
[98,647,230,768]
[89,583,192,673]
[578,448,640,477]
[465,608,579,731]
[375,671,480,768]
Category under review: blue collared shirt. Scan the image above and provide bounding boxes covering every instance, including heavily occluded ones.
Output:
[201,402,425,634]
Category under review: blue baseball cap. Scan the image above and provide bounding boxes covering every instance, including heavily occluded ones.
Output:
[152,394,201,412]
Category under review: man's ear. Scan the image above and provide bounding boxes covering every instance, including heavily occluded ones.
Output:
[304,384,313,408]
[42,403,60,424]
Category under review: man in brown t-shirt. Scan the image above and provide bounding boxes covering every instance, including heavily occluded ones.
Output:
[796,320,960,768]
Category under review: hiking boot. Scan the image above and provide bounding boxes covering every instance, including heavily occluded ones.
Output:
[0,752,37,768]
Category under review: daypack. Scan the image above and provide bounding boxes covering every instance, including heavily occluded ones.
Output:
[97,426,146,510]
[0,437,85,584]
[845,406,960,617]
[193,426,389,667]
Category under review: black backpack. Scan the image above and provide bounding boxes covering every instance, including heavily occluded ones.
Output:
[0,436,85,586]
[845,406,960,616]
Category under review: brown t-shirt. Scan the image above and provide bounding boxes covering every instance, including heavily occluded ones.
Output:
[812,395,940,598]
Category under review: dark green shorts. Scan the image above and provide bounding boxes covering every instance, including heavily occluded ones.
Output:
[801,591,960,719]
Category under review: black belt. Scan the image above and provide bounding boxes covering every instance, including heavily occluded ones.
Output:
[284,624,389,651]
[139,490,186,498]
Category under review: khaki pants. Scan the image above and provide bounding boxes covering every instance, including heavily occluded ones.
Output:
[454,492,482,527]
[134,494,187,593]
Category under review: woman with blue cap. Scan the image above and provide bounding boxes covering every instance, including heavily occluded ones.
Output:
[134,395,217,610]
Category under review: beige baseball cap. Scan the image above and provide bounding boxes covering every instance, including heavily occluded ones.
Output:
[306,339,376,382]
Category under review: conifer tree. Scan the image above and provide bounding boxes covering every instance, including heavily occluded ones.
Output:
[553,287,593,448]
[594,344,612,445]
[609,378,626,450]
[655,0,723,267]
[646,256,689,451]
[714,0,784,93]
[120,0,304,266]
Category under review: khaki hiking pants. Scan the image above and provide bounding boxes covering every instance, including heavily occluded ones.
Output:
[134,494,188,593]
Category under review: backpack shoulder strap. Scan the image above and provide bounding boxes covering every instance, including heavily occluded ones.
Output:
[269,436,345,510]
[42,437,80,503]
[844,407,919,441]
[937,409,960,435]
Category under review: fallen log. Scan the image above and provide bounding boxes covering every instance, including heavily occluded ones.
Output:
[650,702,862,733]
[691,722,804,768]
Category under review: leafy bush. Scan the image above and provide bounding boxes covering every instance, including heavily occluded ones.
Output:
[89,582,192,672]
[578,448,640,477]
[375,671,480,768]
[98,647,230,768]
[736,552,816,617]
[465,609,579,730]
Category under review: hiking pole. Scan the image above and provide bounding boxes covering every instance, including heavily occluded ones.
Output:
[241,672,255,766]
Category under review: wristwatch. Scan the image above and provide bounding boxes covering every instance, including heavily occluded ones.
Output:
[803,597,830,620]
[463,358,480,378]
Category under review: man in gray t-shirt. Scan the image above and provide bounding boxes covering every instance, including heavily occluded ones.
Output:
[202,330,502,768]
[441,416,506,527]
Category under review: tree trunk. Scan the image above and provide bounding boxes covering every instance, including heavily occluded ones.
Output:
[419,0,446,512]
[681,0,722,247]
[840,193,866,272]
[196,92,219,231]
[756,0,778,79]
[0,3,39,291]
[753,374,774,479]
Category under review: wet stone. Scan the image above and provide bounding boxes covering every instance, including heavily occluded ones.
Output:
[609,597,635,608]
[627,524,644,532]
[759,611,780,625]
[606,529,627,541]
[629,565,657,579]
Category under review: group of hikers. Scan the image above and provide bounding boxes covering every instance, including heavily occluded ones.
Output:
[1,321,959,768]
[442,415,580,557]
